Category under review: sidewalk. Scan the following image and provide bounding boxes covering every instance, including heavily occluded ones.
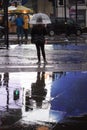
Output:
[1,33,86,45]
[0,33,87,73]
[0,43,87,72]
[0,44,53,72]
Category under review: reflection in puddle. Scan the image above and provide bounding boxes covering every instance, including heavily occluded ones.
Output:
[51,71,87,117]
[0,71,87,127]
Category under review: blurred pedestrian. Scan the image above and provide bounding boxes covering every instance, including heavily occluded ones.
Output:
[31,17,47,65]
[15,14,24,44]
[23,14,30,41]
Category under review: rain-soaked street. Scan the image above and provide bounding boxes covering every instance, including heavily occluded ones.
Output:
[0,71,87,129]
[0,34,87,129]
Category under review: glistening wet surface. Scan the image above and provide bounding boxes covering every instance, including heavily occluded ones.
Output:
[0,71,87,129]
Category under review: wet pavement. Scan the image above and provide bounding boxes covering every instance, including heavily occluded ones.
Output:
[0,34,87,129]
[0,42,87,72]
[0,71,87,129]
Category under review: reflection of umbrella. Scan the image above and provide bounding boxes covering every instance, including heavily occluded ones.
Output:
[29,13,51,24]
[51,72,87,117]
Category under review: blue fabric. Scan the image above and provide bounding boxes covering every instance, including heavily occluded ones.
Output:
[17,26,23,38]
[15,17,24,27]
[15,16,24,38]
[51,72,87,117]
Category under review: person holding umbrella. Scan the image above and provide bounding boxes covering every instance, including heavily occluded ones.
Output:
[30,13,51,65]
[31,17,47,65]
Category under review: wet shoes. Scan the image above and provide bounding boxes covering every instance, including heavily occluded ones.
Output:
[36,61,41,65]
[36,61,48,65]
[44,61,48,65]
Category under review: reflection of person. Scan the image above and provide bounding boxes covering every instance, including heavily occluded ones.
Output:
[31,17,47,65]
[3,72,9,86]
[25,90,33,111]
[31,72,47,108]
[15,14,24,43]
[0,74,2,86]
[23,14,30,40]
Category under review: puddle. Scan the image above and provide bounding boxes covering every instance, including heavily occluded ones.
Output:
[53,44,87,51]
[0,71,87,129]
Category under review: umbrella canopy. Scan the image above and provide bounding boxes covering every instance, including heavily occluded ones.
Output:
[8,6,17,11]
[0,5,33,14]
[14,5,33,13]
[8,6,17,13]
[29,13,51,24]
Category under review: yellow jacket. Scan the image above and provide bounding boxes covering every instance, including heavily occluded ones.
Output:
[23,15,29,29]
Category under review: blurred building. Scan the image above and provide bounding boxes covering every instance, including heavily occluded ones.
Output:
[1,0,87,31]
[68,0,87,27]
[30,0,87,28]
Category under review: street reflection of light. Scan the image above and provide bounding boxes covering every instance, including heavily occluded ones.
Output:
[0,87,7,109]
[20,72,37,89]
[45,72,52,80]
[37,126,49,130]
[45,73,49,79]
[22,109,51,122]
[0,72,66,124]
[45,72,52,102]
[20,72,54,123]
[10,45,18,49]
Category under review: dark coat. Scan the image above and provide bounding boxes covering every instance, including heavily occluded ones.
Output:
[31,24,47,44]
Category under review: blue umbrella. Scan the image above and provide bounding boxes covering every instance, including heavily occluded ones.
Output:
[51,71,87,117]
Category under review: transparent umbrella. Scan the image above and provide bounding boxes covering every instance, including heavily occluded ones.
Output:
[8,6,17,13]
[29,13,51,24]
[8,6,17,11]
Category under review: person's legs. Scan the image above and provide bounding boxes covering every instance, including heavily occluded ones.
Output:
[17,26,21,44]
[25,29,28,39]
[20,26,23,40]
[23,29,26,38]
[23,29,27,39]
[36,44,41,63]
[17,26,20,40]
[40,44,47,63]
